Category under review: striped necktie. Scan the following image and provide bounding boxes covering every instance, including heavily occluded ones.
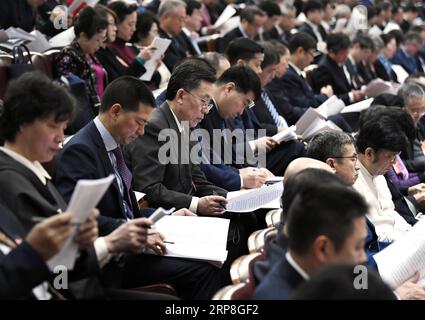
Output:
[261,90,285,127]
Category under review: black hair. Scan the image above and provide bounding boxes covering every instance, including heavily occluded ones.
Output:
[326,32,351,53]
[288,32,317,54]
[0,71,75,141]
[108,0,138,24]
[166,57,216,100]
[216,65,262,102]
[131,11,158,43]
[286,184,367,254]
[100,76,155,113]
[225,38,264,65]
[74,6,108,39]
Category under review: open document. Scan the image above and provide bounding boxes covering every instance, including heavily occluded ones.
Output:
[150,216,230,267]
[295,107,342,140]
[272,125,297,143]
[373,218,425,289]
[392,64,409,83]
[226,181,283,212]
[316,95,346,118]
[140,36,171,82]
[341,98,374,114]
[48,175,115,270]
[362,78,396,98]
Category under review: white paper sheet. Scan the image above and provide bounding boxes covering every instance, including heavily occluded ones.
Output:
[374,218,425,289]
[272,125,297,143]
[134,191,146,203]
[341,98,374,113]
[140,37,171,82]
[49,27,76,48]
[151,216,230,267]
[47,175,115,270]
[226,182,284,212]
[392,64,409,83]
[316,95,345,118]
[214,5,237,28]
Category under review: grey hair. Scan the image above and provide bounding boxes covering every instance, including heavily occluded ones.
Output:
[158,0,186,18]
[398,82,425,106]
[306,130,355,161]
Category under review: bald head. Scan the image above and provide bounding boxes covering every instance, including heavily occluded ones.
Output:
[284,157,334,181]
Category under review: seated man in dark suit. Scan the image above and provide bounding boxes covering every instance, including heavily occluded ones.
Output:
[391,31,423,75]
[312,33,365,105]
[157,0,189,71]
[298,0,327,45]
[55,76,225,299]
[254,180,369,299]
[217,6,266,53]
[258,1,282,41]
[281,32,333,109]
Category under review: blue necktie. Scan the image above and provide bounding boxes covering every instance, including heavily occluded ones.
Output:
[112,147,134,219]
[261,90,285,127]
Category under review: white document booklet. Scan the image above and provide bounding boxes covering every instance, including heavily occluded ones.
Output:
[151,216,230,267]
[374,218,425,289]
[226,181,284,212]
[140,37,171,81]
[48,174,115,270]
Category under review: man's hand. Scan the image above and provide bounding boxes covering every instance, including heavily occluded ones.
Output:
[408,183,425,196]
[352,90,365,102]
[320,85,333,97]
[146,233,166,255]
[26,212,74,261]
[172,208,197,216]
[254,136,278,152]
[240,167,266,188]
[104,218,151,254]
[197,195,227,216]
[74,209,99,251]
[395,272,425,300]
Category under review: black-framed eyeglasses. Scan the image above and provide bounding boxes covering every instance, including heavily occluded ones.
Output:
[183,89,213,111]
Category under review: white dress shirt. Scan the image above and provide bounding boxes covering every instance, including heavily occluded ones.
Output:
[353,161,412,242]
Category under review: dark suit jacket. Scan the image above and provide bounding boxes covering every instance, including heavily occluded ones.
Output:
[281,64,328,109]
[253,254,305,300]
[95,47,147,83]
[158,28,188,72]
[298,22,327,43]
[54,121,144,236]
[124,102,227,210]
[217,27,244,53]
[374,59,398,82]
[312,55,353,104]
[0,0,35,32]
[177,31,199,56]
[0,201,50,299]
[0,151,102,298]
[263,26,291,45]
[391,49,418,75]
[265,77,306,126]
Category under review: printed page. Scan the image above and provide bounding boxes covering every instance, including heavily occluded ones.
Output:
[374,218,425,289]
[48,175,115,270]
[341,98,373,113]
[214,5,237,28]
[140,36,171,81]
[226,182,284,212]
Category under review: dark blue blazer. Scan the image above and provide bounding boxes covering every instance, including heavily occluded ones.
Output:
[54,121,147,236]
[265,77,306,126]
[298,22,327,43]
[0,201,50,299]
[312,55,353,105]
[281,64,328,109]
[158,27,188,72]
[253,254,305,300]
[391,48,418,75]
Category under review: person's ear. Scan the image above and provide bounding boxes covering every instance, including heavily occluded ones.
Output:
[312,235,334,264]
[296,47,304,56]
[224,82,236,95]
[175,88,185,105]
[325,157,336,169]
[109,103,122,120]
[365,147,375,161]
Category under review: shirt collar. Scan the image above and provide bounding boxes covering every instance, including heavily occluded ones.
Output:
[288,61,303,76]
[94,116,119,152]
[167,102,184,133]
[0,147,51,185]
[286,251,310,280]
[358,159,375,180]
